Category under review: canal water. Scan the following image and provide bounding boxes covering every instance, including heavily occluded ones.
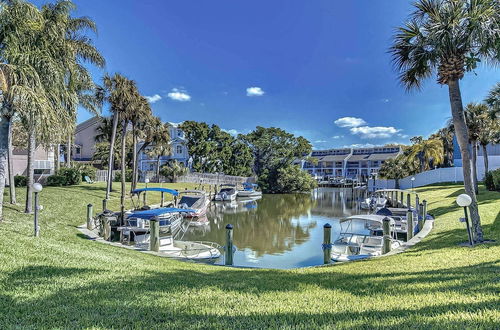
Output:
[181,188,367,269]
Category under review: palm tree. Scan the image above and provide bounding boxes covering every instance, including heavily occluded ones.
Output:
[409,138,444,172]
[485,83,500,119]
[430,127,454,167]
[160,160,188,183]
[129,97,152,191]
[464,103,489,194]
[390,0,500,243]
[146,122,171,183]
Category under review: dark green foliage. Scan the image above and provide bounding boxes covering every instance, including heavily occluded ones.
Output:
[484,169,500,191]
[114,169,133,182]
[274,165,317,193]
[160,161,188,183]
[14,175,27,187]
[57,168,82,185]
[46,175,67,187]
[75,164,97,181]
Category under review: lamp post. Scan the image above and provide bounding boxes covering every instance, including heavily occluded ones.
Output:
[411,177,415,191]
[32,183,43,237]
[456,194,474,246]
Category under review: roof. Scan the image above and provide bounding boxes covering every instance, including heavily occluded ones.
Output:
[367,152,401,161]
[347,154,371,162]
[131,188,179,196]
[75,116,102,134]
[128,207,195,220]
[319,154,350,162]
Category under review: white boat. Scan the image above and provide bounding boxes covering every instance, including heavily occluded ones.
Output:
[136,235,221,259]
[360,196,387,210]
[177,190,210,218]
[331,214,402,262]
[214,184,237,201]
[237,183,263,198]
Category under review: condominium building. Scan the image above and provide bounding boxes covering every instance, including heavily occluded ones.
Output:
[302,146,402,179]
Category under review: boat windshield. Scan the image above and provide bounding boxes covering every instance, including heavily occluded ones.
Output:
[179,196,200,207]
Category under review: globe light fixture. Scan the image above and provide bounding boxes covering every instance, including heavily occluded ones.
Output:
[32,182,43,193]
[456,194,473,246]
[456,194,472,207]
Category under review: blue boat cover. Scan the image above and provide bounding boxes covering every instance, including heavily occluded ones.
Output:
[128,207,195,220]
[131,188,179,196]
[243,183,258,190]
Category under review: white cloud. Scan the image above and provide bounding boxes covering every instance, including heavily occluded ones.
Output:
[397,133,409,139]
[350,126,401,139]
[332,135,344,139]
[334,117,367,128]
[167,88,191,102]
[246,87,265,97]
[314,140,327,143]
[381,98,390,103]
[344,143,376,148]
[222,129,239,136]
[145,94,162,103]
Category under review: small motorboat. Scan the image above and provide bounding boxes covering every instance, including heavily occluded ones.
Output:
[360,195,387,210]
[121,208,221,259]
[177,190,210,217]
[214,184,237,201]
[330,214,402,262]
[237,183,263,198]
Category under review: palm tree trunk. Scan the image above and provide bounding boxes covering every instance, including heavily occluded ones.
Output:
[156,156,161,183]
[482,144,489,174]
[448,80,483,242]
[54,143,60,172]
[7,116,16,204]
[106,113,119,200]
[66,134,71,168]
[131,124,137,191]
[471,140,479,194]
[0,115,10,221]
[120,120,127,225]
[25,128,35,214]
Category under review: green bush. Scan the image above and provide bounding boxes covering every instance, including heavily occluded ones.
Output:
[47,175,67,187]
[75,164,97,181]
[114,169,133,182]
[56,168,82,185]
[484,169,500,191]
[14,175,27,187]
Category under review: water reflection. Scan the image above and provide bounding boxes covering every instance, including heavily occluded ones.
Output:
[181,188,365,269]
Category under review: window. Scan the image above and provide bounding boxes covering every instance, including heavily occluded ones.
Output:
[176,145,183,154]
[177,130,183,137]
[75,147,81,155]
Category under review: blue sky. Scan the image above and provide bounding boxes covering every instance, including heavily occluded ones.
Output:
[36,0,499,149]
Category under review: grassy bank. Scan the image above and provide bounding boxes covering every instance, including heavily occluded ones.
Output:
[0,183,498,328]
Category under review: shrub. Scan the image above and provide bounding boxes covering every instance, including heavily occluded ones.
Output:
[114,169,133,182]
[14,175,27,187]
[484,169,500,191]
[56,168,82,185]
[47,175,67,187]
[75,164,97,181]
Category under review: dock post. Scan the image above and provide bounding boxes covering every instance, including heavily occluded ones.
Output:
[415,196,420,220]
[400,191,404,207]
[406,209,414,241]
[422,200,428,220]
[102,199,107,212]
[149,218,160,252]
[225,224,234,266]
[86,204,93,230]
[102,217,111,241]
[382,217,392,254]
[160,192,164,207]
[406,194,411,209]
[323,223,332,264]
[418,203,424,232]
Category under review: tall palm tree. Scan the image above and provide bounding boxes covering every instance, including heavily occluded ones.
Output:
[133,115,162,186]
[464,103,489,193]
[485,83,500,119]
[390,0,500,243]
[146,122,171,183]
[409,138,444,172]
[129,97,152,191]
[430,127,454,167]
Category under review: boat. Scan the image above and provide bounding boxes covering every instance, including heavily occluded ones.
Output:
[360,195,387,210]
[330,214,402,262]
[177,190,210,217]
[237,183,262,198]
[214,184,237,201]
[120,208,221,259]
[130,187,179,210]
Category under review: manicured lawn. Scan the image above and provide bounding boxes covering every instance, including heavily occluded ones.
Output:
[0,182,498,328]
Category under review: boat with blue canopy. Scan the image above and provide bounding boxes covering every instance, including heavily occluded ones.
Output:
[237,183,262,198]
[130,187,180,210]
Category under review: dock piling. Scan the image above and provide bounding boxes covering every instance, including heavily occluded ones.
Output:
[149,218,160,252]
[225,224,234,266]
[86,204,93,230]
[382,217,392,254]
[422,200,428,220]
[406,194,411,209]
[418,203,424,231]
[406,209,414,241]
[102,199,107,212]
[323,223,332,264]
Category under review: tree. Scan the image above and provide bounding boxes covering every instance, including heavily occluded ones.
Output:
[430,127,454,167]
[390,0,500,242]
[378,156,416,189]
[409,138,444,173]
[485,83,500,119]
[129,98,152,191]
[180,121,213,172]
[133,115,162,186]
[160,160,188,183]
[146,122,171,183]
[464,103,489,193]
[226,137,254,177]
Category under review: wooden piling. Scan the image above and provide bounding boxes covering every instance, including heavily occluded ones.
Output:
[102,217,111,241]
[225,224,234,266]
[406,194,411,209]
[149,218,160,252]
[86,204,93,230]
[382,217,392,254]
[422,200,428,220]
[415,196,420,219]
[323,223,332,264]
[418,203,424,231]
[406,209,414,241]
[400,191,404,207]
[160,192,164,207]
[102,199,107,212]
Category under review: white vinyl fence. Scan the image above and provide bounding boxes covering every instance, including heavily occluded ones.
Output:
[95,170,119,182]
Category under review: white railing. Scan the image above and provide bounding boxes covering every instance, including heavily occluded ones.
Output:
[95,170,120,182]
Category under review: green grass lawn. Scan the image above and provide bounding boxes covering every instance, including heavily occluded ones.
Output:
[0,182,498,329]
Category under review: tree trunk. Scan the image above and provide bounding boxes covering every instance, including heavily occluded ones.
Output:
[131,124,137,191]
[482,144,489,175]
[25,128,35,213]
[120,120,127,225]
[106,113,119,200]
[0,115,10,221]
[448,80,483,242]
[55,143,60,172]
[156,156,161,183]
[7,116,16,204]
[66,134,71,168]
[471,140,479,194]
